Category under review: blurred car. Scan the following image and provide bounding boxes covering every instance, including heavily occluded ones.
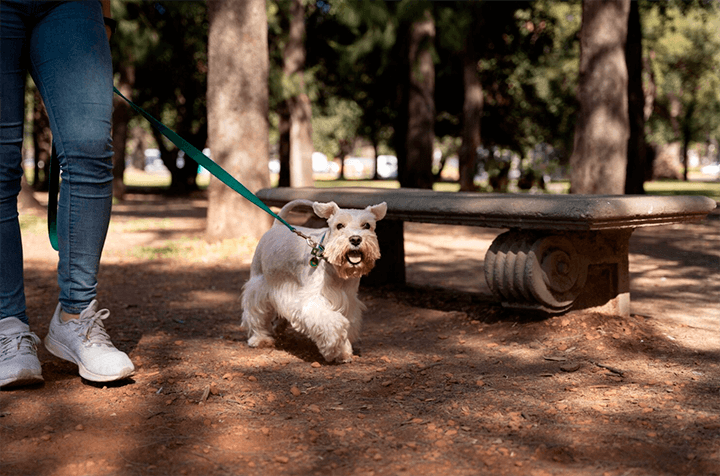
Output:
[376,155,398,179]
[701,163,719,176]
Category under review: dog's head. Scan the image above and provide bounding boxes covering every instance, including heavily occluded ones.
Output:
[313,201,387,279]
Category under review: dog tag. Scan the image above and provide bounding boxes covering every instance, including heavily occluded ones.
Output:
[309,244,325,267]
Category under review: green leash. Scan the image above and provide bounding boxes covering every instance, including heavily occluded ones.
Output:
[47,87,326,266]
[47,144,60,251]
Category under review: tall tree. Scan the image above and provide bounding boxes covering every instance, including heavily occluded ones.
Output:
[128,1,208,194]
[206,0,272,241]
[570,0,631,194]
[624,0,646,194]
[280,0,314,187]
[400,4,435,189]
[644,3,720,181]
[111,65,134,201]
[459,39,483,192]
[307,1,398,176]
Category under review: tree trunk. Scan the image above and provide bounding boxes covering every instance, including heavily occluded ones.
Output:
[460,52,482,191]
[642,55,656,179]
[624,0,646,195]
[278,107,291,187]
[681,101,696,182]
[111,65,135,201]
[402,9,435,190]
[570,0,631,195]
[151,124,199,194]
[206,0,272,241]
[288,93,314,187]
[282,0,313,188]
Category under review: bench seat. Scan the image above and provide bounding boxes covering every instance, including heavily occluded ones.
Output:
[256,187,717,317]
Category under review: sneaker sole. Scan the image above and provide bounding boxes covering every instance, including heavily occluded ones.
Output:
[0,369,44,389]
[44,335,134,383]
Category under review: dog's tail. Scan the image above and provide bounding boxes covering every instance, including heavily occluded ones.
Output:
[275,199,316,225]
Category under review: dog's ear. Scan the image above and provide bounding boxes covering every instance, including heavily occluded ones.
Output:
[367,202,387,221]
[313,201,339,219]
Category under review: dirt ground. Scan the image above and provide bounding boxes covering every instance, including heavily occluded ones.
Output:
[2,192,719,476]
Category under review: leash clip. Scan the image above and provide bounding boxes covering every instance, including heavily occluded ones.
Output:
[309,243,325,267]
[294,230,326,267]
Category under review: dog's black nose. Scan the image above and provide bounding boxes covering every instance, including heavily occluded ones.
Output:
[349,235,362,247]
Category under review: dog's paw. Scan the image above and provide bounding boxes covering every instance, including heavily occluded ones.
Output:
[322,338,353,363]
[248,334,275,348]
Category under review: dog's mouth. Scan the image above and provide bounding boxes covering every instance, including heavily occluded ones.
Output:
[345,250,363,266]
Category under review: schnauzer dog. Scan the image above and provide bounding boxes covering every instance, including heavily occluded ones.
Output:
[241,199,387,363]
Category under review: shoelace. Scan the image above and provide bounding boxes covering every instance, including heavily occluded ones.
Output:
[0,332,41,362]
[75,309,115,348]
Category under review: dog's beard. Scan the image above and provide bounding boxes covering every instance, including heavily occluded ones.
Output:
[324,236,381,279]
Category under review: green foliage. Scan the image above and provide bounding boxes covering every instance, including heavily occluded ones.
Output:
[304,0,400,153]
[433,1,581,164]
[112,1,208,149]
[111,0,720,193]
[312,97,362,159]
[644,2,720,146]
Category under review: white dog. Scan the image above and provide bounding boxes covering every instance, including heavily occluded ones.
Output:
[241,199,387,363]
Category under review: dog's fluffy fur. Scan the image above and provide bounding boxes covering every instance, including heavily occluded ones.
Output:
[241,199,387,362]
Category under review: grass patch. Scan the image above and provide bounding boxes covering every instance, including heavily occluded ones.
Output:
[128,236,258,263]
[122,169,210,189]
[19,214,46,235]
[111,218,173,234]
[132,242,187,261]
[314,179,399,189]
[644,180,720,202]
[122,168,719,203]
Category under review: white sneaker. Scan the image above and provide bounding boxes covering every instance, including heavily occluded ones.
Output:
[44,301,135,382]
[0,317,44,388]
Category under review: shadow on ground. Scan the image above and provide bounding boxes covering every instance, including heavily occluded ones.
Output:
[2,194,718,476]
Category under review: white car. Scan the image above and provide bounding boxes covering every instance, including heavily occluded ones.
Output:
[376,155,398,179]
[701,163,719,176]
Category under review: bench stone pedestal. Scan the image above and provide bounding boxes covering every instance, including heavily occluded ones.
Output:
[484,229,631,315]
[256,187,717,317]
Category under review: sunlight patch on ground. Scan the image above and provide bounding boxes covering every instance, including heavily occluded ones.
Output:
[106,237,257,264]
[186,289,239,306]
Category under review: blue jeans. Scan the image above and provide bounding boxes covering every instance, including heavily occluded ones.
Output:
[0,0,114,324]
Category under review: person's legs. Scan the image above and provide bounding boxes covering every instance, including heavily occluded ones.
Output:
[27,0,133,382]
[0,0,44,388]
[0,0,31,325]
[28,0,114,314]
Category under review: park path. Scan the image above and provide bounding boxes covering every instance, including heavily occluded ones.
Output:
[403,212,720,354]
[5,192,718,476]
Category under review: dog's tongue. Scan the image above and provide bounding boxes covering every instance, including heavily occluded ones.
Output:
[346,250,363,265]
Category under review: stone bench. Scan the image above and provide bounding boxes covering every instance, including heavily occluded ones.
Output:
[256,187,717,317]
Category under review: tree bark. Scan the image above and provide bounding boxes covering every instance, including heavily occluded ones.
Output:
[278,106,291,187]
[570,0,631,195]
[681,101,696,182]
[402,9,435,190]
[460,51,482,192]
[111,65,135,201]
[282,0,313,187]
[624,0,646,194]
[206,0,272,241]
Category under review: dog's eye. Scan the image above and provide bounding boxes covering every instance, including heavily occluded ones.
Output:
[362,223,371,230]
[336,223,345,230]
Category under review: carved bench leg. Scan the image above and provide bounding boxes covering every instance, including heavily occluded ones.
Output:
[484,230,632,316]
